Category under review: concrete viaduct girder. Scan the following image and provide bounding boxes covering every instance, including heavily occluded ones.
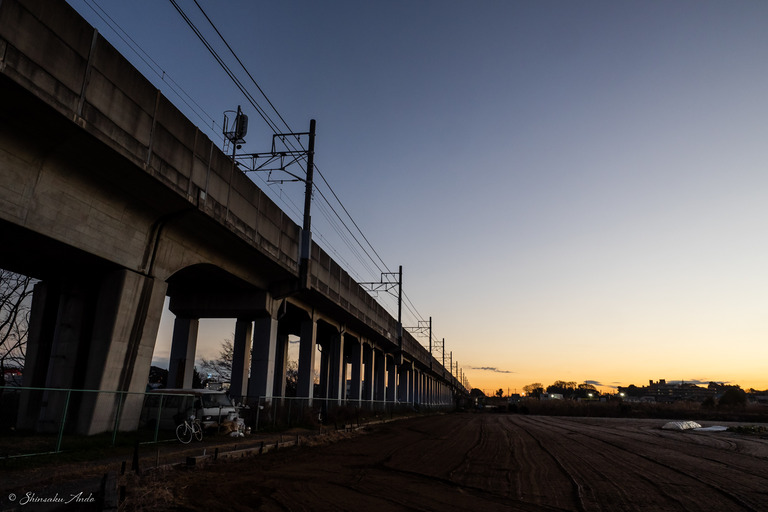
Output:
[0,0,461,434]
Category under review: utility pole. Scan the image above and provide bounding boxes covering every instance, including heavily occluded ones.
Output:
[223,111,316,290]
[428,316,432,355]
[360,266,402,359]
[299,119,316,288]
[398,265,403,353]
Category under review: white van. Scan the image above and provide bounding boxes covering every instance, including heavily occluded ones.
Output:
[141,388,239,430]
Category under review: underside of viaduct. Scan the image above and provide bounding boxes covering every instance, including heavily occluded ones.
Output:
[0,0,462,435]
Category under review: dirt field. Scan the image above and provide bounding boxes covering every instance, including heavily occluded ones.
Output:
[118,413,768,511]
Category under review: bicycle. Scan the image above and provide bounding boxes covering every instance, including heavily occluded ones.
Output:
[176,415,203,444]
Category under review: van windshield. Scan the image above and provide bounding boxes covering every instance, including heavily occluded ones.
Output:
[201,393,232,408]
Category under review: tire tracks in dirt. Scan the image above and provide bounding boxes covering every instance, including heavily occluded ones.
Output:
[514,415,768,511]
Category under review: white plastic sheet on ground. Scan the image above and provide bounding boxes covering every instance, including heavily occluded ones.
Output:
[662,421,702,431]
[694,426,728,432]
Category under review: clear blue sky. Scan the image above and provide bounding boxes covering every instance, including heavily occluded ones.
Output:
[67,0,768,393]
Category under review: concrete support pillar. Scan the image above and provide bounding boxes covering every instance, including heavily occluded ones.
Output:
[373,348,385,401]
[248,315,278,401]
[327,331,344,402]
[229,319,253,402]
[412,368,419,405]
[85,270,167,434]
[17,281,58,430]
[386,355,396,402]
[271,331,290,398]
[297,318,316,401]
[318,338,330,399]
[362,343,374,401]
[397,363,410,403]
[24,279,94,433]
[168,317,199,389]
[20,270,166,434]
[428,377,434,405]
[347,336,362,401]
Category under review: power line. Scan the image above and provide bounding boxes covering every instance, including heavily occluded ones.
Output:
[164,0,454,364]
[191,0,293,136]
[83,0,449,357]
[183,2,392,278]
[80,0,223,141]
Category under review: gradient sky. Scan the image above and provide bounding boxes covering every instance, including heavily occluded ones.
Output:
[67,0,768,394]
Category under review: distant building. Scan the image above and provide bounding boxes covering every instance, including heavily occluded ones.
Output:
[618,379,716,403]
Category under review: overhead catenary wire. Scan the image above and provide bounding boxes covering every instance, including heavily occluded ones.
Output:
[81,0,320,237]
[80,0,223,141]
[179,0,389,284]
[166,0,454,364]
[186,1,392,279]
[168,0,279,133]
[81,0,467,387]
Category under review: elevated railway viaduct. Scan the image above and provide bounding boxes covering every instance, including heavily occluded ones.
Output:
[0,0,462,434]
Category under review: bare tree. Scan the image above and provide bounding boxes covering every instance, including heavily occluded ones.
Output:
[285,360,299,396]
[198,338,234,384]
[0,269,36,385]
[198,337,303,395]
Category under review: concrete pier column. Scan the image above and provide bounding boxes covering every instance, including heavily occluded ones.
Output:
[271,331,290,398]
[229,319,253,402]
[296,318,316,401]
[20,270,166,434]
[28,279,94,433]
[327,331,345,402]
[386,355,396,402]
[346,336,362,401]
[397,363,409,403]
[248,315,278,401]
[428,377,434,405]
[168,317,199,389]
[318,338,330,399]
[83,270,167,434]
[412,368,420,405]
[374,348,386,401]
[17,281,58,430]
[362,342,374,401]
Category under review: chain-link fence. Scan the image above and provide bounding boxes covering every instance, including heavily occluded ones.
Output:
[0,387,220,458]
[247,396,454,432]
[0,386,456,459]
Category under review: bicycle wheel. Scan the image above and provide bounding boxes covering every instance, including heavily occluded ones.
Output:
[176,422,192,444]
[192,422,203,442]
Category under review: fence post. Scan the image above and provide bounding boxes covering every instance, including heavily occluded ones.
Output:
[56,390,72,453]
[255,398,261,432]
[153,394,164,443]
[111,391,125,447]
